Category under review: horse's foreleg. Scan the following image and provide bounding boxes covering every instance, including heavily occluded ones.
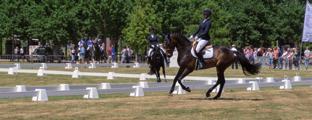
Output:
[156,67,161,83]
[176,68,193,92]
[162,64,167,82]
[169,68,184,95]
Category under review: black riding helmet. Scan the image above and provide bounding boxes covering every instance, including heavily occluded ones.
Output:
[203,9,212,16]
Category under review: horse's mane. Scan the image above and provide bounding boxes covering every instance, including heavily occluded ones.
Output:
[171,32,191,44]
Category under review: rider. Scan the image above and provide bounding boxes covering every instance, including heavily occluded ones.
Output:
[146,27,167,74]
[191,9,212,69]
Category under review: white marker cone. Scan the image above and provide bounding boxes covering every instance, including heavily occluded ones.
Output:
[8,67,15,75]
[15,85,26,92]
[88,63,96,69]
[139,73,147,81]
[173,84,186,95]
[99,83,111,89]
[280,79,292,90]
[14,63,21,70]
[37,67,45,77]
[107,72,114,80]
[32,89,48,102]
[41,63,47,69]
[83,87,99,99]
[266,77,275,83]
[247,81,260,91]
[111,62,118,68]
[207,80,214,85]
[59,84,70,91]
[129,86,144,97]
[133,62,140,68]
[65,63,72,69]
[72,67,79,78]
[139,81,149,88]
[237,78,246,84]
[293,76,301,82]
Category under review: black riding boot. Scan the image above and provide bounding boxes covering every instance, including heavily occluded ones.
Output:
[197,55,205,70]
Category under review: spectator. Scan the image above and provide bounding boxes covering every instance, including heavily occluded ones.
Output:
[265,48,273,69]
[14,46,19,62]
[230,44,238,69]
[79,45,85,64]
[304,47,311,70]
[71,47,76,63]
[20,47,24,62]
[273,47,279,69]
[106,45,113,63]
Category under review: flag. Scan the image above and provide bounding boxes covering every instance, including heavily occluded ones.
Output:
[302,0,312,42]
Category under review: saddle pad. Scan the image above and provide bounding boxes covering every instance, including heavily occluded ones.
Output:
[191,47,214,59]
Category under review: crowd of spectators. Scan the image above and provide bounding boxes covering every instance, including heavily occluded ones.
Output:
[234,46,312,70]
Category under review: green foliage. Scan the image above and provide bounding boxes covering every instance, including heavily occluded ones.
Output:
[0,0,308,52]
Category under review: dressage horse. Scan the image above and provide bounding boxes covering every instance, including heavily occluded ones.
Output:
[164,33,261,99]
[150,45,167,82]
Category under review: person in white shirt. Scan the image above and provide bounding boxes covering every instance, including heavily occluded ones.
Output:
[230,44,238,69]
[304,47,311,70]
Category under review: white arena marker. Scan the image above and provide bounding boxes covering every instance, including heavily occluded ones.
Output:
[173,84,186,95]
[139,73,147,81]
[14,63,21,70]
[37,67,45,77]
[266,77,275,83]
[65,63,72,69]
[247,81,260,91]
[32,89,48,102]
[99,83,111,89]
[15,85,26,92]
[59,84,70,91]
[139,81,149,88]
[279,79,292,90]
[107,72,114,80]
[72,67,79,78]
[8,67,15,75]
[133,62,140,68]
[206,80,215,85]
[294,76,301,82]
[237,78,246,84]
[130,86,144,97]
[88,63,96,69]
[41,63,47,69]
[83,87,99,99]
[111,62,118,68]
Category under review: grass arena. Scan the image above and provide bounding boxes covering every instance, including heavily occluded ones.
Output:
[0,63,311,120]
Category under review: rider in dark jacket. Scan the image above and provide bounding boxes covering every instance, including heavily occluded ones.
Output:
[191,9,212,69]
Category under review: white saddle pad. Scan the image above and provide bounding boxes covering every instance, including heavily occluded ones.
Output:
[191,47,214,59]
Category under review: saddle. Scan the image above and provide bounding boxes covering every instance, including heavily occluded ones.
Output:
[191,40,214,59]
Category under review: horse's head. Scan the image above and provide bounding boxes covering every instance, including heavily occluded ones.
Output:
[164,34,176,57]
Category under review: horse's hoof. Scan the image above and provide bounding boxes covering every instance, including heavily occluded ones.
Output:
[157,80,161,83]
[213,96,220,100]
[185,87,191,92]
[168,94,173,96]
[206,93,211,98]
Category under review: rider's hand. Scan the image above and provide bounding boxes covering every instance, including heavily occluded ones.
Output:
[189,35,194,40]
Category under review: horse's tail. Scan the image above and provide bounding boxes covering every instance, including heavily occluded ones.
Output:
[233,51,261,75]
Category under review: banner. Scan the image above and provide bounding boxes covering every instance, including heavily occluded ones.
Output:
[302,1,312,42]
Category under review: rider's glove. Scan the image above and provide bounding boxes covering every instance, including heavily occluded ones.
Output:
[189,35,194,40]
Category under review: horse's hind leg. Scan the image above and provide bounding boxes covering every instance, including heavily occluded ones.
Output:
[206,67,225,99]
[162,64,167,82]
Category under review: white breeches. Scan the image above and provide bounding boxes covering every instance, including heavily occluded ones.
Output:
[147,45,165,57]
[195,38,209,53]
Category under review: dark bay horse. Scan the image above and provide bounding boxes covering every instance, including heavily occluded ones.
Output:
[164,33,261,99]
[150,45,167,82]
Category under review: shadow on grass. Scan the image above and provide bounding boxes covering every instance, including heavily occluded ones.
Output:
[188,97,265,101]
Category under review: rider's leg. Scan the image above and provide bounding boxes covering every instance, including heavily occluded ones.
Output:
[195,39,208,68]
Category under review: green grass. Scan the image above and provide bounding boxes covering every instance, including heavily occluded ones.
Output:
[0,86,311,120]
